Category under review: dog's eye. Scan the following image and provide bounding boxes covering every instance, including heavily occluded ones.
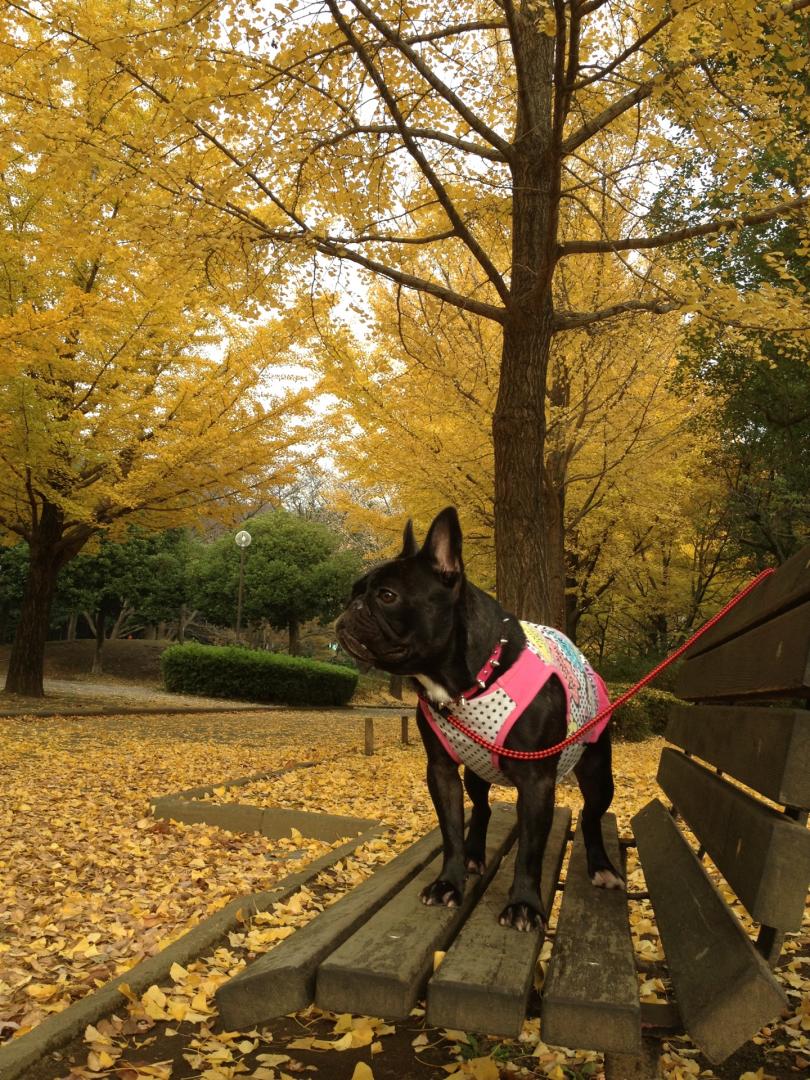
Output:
[377,588,397,604]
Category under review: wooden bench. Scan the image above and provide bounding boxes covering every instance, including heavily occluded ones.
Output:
[216,544,810,1075]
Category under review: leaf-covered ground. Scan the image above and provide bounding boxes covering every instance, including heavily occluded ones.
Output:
[1,711,808,1080]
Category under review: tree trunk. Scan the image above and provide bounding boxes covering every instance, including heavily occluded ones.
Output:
[92,606,106,675]
[4,505,68,696]
[66,611,78,641]
[108,603,131,640]
[288,617,300,656]
[494,302,556,624]
[493,16,561,625]
[4,548,60,696]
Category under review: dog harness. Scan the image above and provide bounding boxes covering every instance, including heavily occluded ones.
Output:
[419,622,612,786]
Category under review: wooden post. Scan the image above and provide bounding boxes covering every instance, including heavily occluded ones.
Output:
[364,717,374,756]
[400,714,409,745]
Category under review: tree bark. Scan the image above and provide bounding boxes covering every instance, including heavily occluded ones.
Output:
[494,302,555,623]
[4,504,78,696]
[493,17,560,624]
[288,617,300,656]
[66,611,78,641]
[4,546,60,696]
[91,606,106,675]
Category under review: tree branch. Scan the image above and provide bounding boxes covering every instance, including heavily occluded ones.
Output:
[562,60,693,154]
[570,8,682,90]
[404,20,508,45]
[311,237,506,323]
[559,196,810,255]
[554,298,681,331]
[326,0,510,303]
[317,122,508,162]
[345,0,513,159]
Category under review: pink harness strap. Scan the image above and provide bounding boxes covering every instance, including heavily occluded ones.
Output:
[419,623,612,783]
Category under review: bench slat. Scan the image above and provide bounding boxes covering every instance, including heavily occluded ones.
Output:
[633,798,787,1063]
[666,704,810,808]
[676,599,810,701]
[685,543,810,660]
[658,748,810,930]
[426,806,572,1037]
[541,813,641,1055]
[315,804,517,1019]
[215,825,444,1028]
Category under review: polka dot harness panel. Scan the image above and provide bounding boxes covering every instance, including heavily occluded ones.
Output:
[419,621,612,786]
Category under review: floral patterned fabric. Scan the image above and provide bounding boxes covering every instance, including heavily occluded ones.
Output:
[420,621,612,786]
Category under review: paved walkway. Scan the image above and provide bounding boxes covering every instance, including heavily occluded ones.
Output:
[0,671,272,715]
[0,671,413,716]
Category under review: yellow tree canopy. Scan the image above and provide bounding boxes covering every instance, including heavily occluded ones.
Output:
[316,225,693,599]
[0,27,315,693]
[0,62,309,556]
[3,0,806,627]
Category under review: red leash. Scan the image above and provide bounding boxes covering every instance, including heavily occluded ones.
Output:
[442,567,775,761]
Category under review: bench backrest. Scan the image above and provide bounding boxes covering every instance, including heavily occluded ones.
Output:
[668,542,810,961]
[631,545,810,1062]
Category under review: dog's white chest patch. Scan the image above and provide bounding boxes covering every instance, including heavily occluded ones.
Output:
[415,674,454,706]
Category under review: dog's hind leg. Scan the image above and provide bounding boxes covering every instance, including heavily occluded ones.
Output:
[463,767,491,874]
[574,728,624,890]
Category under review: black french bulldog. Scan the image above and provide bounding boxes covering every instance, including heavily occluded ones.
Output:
[336,506,623,931]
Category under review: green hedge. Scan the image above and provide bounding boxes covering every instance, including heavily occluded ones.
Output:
[161,643,358,706]
[606,682,679,742]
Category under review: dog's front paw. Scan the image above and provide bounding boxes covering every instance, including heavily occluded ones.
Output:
[464,854,486,875]
[498,902,545,932]
[591,868,625,890]
[420,879,463,907]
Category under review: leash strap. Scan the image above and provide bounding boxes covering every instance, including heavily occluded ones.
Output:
[441,567,775,761]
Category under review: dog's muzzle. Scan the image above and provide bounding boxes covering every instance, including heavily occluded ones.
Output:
[336,602,409,669]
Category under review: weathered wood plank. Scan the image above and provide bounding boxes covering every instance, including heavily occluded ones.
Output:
[633,798,787,1063]
[658,748,810,930]
[684,543,810,659]
[215,825,445,1028]
[666,704,810,808]
[676,599,810,701]
[541,813,641,1056]
[426,807,572,1037]
[315,804,517,1019]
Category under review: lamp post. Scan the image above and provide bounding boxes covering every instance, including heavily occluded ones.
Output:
[234,529,252,640]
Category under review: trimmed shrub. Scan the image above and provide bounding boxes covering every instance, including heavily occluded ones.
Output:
[161,642,358,706]
[606,682,680,742]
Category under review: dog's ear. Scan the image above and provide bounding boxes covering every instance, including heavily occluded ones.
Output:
[421,507,463,581]
[397,518,418,559]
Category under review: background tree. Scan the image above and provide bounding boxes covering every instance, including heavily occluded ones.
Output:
[190,512,362,654]
[672,217,810,567]
[53,529,196,670]
[0,54,311,696]
[11,0,807,625]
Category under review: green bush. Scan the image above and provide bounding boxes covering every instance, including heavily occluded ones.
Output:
[161,643,358,706]
[606,682,679,742]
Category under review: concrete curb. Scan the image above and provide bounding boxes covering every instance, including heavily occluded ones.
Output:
[150,765,378,843]
[0,703,414,719]
[0,827,381,1080]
